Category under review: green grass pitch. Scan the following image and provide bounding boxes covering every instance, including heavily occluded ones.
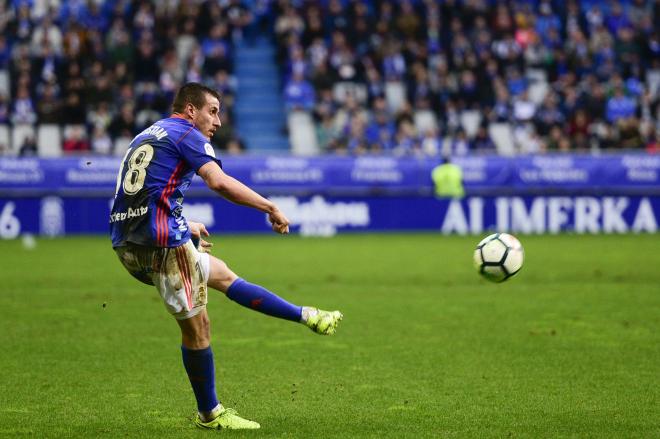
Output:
[0,233,659,438]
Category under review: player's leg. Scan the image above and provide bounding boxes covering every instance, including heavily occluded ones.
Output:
[176,309,219,420]
[206,254,343,335]
[151,242,259,430]
[176,310,261,430]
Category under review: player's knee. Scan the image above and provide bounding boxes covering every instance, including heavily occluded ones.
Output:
[180,314,211,349]
[208,257,239,293]
[201,313,211,337]
[182,328,210,349]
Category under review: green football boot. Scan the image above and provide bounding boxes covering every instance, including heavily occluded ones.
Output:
[303,307,343,335]
[194,408,260,430]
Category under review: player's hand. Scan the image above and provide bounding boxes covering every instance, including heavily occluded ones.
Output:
[268,208,290,234]
[189,221,209,238]
[196,237,213,253]
[189,221,214,253]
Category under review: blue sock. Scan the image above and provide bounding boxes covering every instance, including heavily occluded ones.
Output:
[227,278,302,322]
[181,346,219,413]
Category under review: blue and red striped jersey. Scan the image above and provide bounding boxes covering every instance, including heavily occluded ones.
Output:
[110,116,221,248]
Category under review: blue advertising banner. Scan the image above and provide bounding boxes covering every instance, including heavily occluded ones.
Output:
[1,153,658,237]
[1,195,657,238]
[0,154,659,195]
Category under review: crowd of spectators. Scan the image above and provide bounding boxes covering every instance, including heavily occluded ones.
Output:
[276,0,660,156]
[0,0,253,156]
[0,0,659,157]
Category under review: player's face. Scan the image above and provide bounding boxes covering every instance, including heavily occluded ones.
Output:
[193,94,222,139]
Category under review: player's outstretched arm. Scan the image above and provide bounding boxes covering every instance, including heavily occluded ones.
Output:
[198,161,289,234]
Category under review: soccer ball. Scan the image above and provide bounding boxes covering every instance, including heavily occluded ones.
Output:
[473,233,524,283]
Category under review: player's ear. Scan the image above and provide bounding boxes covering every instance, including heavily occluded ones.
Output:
[185,102,196,118]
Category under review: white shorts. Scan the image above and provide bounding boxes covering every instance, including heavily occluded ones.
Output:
[115,240,210,320]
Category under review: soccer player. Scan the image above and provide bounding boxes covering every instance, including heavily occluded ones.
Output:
[110,83,343,430]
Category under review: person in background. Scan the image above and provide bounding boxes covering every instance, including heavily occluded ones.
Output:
[432,155,465,198]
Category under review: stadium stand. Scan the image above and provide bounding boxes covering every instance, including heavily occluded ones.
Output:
[0,0,249,155]
[273,0,660,156]
[0,1,658,157]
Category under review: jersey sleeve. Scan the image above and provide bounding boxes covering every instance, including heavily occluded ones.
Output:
[177,129,223,172]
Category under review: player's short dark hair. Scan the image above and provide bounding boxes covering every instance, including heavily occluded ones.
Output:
[172,83,221,113]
